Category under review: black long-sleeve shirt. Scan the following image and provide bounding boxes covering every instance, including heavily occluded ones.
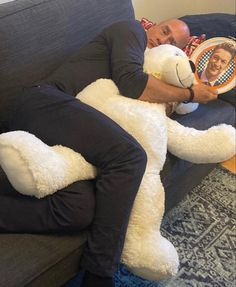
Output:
[46,20,148,99]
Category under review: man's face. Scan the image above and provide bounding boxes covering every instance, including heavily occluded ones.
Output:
[146,19,190,49]
[206,48,232,80]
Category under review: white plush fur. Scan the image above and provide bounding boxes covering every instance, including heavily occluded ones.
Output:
[167,119,236,163]
[0,45,235,281]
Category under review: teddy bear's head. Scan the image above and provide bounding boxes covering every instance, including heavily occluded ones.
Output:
[143,44,198,115]
[144,44,195,88]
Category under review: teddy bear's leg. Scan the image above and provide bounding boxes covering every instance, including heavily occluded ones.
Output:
[0,131,96,198]
[121,173,179,280]
[167,118,236,163]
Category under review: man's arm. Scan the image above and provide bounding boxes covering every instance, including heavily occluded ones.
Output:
[138,74,218,104]
[104,21,148,99]
[105,21,218,104]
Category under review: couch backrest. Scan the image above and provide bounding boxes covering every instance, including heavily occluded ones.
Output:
[0,0,135,94]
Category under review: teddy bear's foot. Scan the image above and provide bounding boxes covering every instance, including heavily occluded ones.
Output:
[0,131,96,198]
[121,233,179,281]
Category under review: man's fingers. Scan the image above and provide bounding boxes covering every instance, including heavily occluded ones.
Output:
[208,87,218,95]
[209,88,218,100]
[192,84,219,103]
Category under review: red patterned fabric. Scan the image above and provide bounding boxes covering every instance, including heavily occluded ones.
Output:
[183,34,206,57]
[140,17,155,31]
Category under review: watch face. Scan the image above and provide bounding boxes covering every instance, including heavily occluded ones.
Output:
[190,37,236,94]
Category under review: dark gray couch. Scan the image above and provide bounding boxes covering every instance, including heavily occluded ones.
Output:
[0,1,235,286]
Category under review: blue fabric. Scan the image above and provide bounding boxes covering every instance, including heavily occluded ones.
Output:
[180,13,236,39]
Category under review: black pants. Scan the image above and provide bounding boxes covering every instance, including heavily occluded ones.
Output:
[0,84,147,276]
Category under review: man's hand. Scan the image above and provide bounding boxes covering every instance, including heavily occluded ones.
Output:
[139,75,218,104]
[191,84,218,104]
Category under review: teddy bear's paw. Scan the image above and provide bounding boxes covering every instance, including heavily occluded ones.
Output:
[175,102,199,115]
[192,124,236,163]
[121,233,179,281]
[0,131,96,198]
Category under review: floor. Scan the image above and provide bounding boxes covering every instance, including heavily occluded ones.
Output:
[221,154,236,174]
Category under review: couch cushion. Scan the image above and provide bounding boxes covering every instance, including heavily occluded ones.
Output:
[0,232,87,287]
[179,13,236,40]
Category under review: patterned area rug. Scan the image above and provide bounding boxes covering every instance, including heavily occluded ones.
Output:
[115,166,236,287]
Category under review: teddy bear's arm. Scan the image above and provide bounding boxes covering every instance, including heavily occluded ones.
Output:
[167,118,236,163]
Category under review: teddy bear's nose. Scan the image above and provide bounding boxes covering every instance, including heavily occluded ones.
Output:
[189,60,196,73]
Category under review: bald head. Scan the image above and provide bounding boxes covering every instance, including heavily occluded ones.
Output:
[146,18,190,49]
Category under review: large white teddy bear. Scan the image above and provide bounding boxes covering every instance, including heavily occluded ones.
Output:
[0,45,235,281]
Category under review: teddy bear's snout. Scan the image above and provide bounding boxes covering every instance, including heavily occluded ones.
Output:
[189,60,196,73]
